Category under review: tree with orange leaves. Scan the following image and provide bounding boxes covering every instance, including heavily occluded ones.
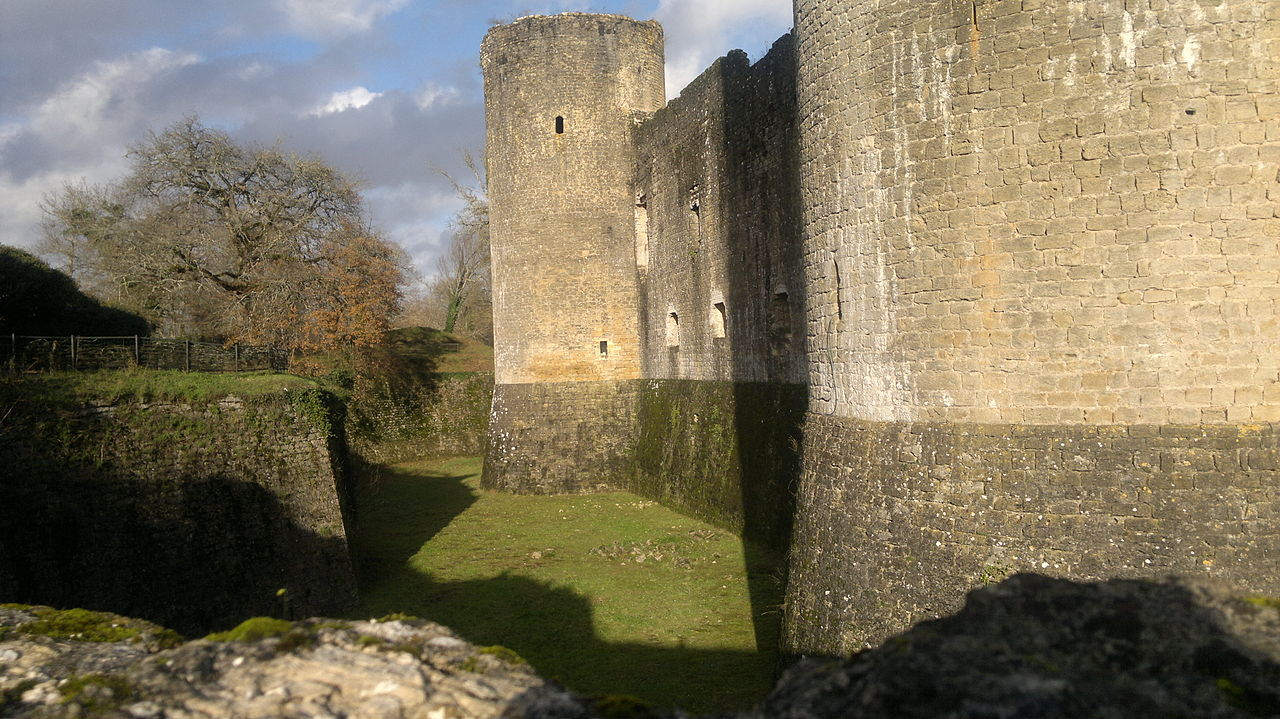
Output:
[41,117,407,355]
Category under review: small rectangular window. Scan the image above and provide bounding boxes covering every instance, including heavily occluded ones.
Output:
[768,292,792,358]
[599,340,608,357]
[711,302,726,338]
[555,116,565,134]
[665,312,680,347]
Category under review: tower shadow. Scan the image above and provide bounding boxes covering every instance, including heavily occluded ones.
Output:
[718,32,807,664]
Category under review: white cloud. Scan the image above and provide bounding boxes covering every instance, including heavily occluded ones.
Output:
[653,0,792,98]
[414,83,460,112]
[312,86,383,116]
[363,183,463,277]
[29,48,200,146]
[278,0,409,37]
[0,47,203,252]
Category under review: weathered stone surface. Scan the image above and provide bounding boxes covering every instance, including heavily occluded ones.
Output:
[759,575,1280,719]
[0,608,587,719]
[785,415,1280,654]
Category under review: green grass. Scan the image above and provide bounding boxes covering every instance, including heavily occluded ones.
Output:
[385,327,493,374]
[0,369,317,406]
[346,457,783,714]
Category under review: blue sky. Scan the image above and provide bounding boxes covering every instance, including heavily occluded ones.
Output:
[0,0,792,281]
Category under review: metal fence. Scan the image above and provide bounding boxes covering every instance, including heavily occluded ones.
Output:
[2,335,288,374]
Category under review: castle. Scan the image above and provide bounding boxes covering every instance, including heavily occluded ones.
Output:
[479,0,1280,655]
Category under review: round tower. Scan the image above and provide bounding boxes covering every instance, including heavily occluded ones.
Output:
[785,0,1280,654]
[481,14,665,492]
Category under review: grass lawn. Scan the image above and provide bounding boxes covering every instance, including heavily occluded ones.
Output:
[0,369,319,406]
[346,456,784,714]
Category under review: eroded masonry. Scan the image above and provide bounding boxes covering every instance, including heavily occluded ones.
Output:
[481,2,1280,654]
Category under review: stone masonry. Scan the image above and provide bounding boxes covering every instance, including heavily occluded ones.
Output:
[481,1,1280,654]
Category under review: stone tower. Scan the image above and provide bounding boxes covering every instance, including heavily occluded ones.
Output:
[480,14,665,493]
[784,0,1280,654]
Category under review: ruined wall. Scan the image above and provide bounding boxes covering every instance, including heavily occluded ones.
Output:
[622,37,807,543]
[634,36,804,384]
[0,385,357,635]
[482,14,664,493]
[786,0,1280,654]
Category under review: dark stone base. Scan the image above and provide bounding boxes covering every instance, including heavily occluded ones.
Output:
[631,380,805,551]
[0,397,357,636]
[783,413,1280,655]
[483,381,638,494]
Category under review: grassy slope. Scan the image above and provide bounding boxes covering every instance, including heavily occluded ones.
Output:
[347,457,784,714]
[0,369,318,406]
[384,327,493,374]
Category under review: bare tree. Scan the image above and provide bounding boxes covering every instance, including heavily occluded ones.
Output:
[431,151,490,340]
[41,116,406,350]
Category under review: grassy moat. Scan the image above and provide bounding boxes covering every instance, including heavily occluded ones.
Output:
[346,457,785,714]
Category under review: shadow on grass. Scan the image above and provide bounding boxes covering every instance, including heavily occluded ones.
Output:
[347,462,778,714]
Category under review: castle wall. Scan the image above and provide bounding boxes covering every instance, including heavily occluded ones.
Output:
[786,0,1280,653]
[481,15,664,493]
[633,36,805,384]
[0,385,357,636]
[624,36,806,545]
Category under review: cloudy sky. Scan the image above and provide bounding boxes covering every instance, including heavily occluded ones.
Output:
[0,0,792,281]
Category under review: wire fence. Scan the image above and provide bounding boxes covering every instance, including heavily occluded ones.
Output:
[2,335,288,374]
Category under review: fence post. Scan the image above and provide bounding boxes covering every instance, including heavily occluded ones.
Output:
[184,340,191,372]
[70,335,76,371]
[134,335,140,366]
[234,343,240,372]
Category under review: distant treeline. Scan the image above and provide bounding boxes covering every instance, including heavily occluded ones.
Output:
[0,245,148,337]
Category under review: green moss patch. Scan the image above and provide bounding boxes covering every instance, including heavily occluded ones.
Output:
[14,607,181,648]
[206,617,294,642]
[59,674,134,712]
[1242,596,1280,610]
[1,369,318,408]
[478,645,527,665]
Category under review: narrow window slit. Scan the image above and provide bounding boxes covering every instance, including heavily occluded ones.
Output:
[599,340,609,357]
[555,116,565,134]
[711,302,727,339]
[769,292,792,358]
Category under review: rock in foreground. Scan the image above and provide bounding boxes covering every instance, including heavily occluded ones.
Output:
[754,574,1280,719]
[0,607,586,718]
[3,575,1280,718]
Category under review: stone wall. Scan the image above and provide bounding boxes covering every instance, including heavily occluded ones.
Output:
[785,414,1280,652]
[795,0,1279,425]
[634,35,804,384]
[0,387,357,635]
[483,381,638,494]
[786,0,1280,654]
[631,380,805,550]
